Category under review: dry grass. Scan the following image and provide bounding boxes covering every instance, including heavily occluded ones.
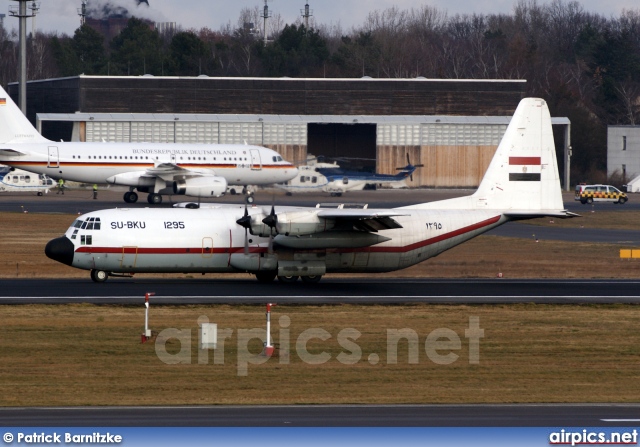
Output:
[2,303,640,405]
[525,209,640,230]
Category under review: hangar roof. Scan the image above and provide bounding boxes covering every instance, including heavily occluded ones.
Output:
[37,112,570,126]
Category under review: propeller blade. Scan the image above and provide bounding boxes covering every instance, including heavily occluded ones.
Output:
[262,205,278,229]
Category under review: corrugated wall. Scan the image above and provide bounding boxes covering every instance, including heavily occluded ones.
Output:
[377,145,497,188]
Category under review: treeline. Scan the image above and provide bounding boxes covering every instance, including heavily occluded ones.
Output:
[1,0,640,182]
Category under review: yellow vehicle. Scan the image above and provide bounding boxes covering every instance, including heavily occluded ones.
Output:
[574,184,628,204]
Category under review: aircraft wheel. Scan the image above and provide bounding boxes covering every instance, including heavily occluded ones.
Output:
[586,197,593,204]
[37,192,43,196]
[90,269,109,283]
[246,195,255,204]
[278,275,299,283]
[147,193,162,204]
[124,192,138,203]
[301,275,322,284]
[255,271,277,283]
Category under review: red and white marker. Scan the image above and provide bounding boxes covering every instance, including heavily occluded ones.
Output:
[263,303,276,356]
[142,292,155,343]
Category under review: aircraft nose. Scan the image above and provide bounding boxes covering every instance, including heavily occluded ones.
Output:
[45,236,75,266]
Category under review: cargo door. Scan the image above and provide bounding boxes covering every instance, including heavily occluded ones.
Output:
[120,246,138,269]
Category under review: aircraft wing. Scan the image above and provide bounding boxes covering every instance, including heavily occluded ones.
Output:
[317,209,408,231]
[144,163,207,180]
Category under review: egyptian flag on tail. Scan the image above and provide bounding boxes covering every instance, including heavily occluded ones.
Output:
[508,156,541,181]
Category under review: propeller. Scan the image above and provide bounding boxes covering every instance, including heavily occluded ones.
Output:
[236,205,251,255]
[396,154,424,181]
[261,204,278,254]
[262,204,278,229]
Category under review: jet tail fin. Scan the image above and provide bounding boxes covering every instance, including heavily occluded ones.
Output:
[0,85,49,144]
[405,98,571,217]
[472,97,564,213]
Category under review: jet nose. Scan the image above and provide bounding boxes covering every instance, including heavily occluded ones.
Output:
[45,236,75,266]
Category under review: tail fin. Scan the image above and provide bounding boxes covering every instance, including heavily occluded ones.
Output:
[0,84,49,144]
[408,98,569,216]
[473,97,564,213]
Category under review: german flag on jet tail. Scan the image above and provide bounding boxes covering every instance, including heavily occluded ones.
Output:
[509,156,541,181]
[0,98,6,106]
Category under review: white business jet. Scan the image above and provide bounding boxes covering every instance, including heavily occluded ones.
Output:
[0,86,298,204]
[45,98,576,283]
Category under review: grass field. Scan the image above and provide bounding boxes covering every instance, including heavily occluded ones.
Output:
[1,210,640,406]
[2,303,640,406]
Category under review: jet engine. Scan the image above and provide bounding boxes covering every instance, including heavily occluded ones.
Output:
[173,176,227,198]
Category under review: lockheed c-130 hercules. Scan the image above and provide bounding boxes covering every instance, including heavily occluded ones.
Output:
[0,85,298,205]
[45,98,576,283]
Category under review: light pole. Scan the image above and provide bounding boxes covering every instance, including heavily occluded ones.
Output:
[261,0,272,46]
[8,0,38,115]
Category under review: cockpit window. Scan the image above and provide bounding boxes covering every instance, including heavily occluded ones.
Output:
[75,217,101,231]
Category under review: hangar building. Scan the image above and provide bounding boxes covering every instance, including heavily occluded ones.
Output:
[10,75,570,188]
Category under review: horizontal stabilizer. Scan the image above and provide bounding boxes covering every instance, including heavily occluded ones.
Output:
[0,148,27,157]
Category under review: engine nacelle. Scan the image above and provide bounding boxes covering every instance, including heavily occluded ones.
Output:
[274,210,335,236]
[173,176,227,198]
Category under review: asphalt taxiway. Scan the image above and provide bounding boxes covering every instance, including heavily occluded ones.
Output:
[3,278,640,304]
[2,404,640,427]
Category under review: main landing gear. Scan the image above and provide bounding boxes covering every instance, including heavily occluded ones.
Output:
[147,193,162,204]
[255,273,323,283]
[123,191,138,203]
[123,191,162,204]
[90,269,109,283]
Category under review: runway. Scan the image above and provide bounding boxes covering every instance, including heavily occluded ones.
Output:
[3,278,640,304]
[2,404,640,427]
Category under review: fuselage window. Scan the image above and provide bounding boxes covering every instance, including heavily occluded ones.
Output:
[25,176,30,183]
